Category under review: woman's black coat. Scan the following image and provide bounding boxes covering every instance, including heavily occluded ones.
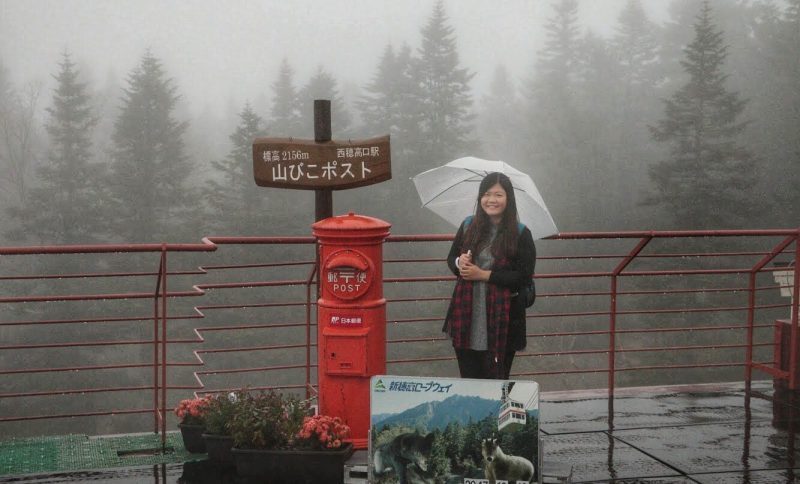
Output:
[445,219,536,351]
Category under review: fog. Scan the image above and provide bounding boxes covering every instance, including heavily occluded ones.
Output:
[0,0,797,442]
[1,0,671,114]
[0,0,796,240]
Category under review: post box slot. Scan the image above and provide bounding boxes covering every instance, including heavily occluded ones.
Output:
[325,252,369,271]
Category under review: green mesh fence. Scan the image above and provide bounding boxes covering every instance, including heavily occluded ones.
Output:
[0,432,203,477]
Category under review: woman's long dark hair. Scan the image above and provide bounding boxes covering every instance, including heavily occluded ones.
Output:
[461,172,519,259]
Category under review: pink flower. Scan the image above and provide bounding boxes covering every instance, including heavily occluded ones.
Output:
[295,414,350,450]
[174,395,212,425]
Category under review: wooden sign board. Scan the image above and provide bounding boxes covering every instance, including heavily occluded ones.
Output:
[253,135,391,190]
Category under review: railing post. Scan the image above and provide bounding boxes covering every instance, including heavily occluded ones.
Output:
[153,254,164,435]
[746,269,756,386]
[609,236,652,398]
[305,263,318,400]
[746,233,797,386]
[609,275,618,395]
[160,245,168,449]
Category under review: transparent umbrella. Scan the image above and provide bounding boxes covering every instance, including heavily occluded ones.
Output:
[412,156,558,239]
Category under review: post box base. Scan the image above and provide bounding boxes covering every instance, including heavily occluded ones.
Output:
[347,437,368,450]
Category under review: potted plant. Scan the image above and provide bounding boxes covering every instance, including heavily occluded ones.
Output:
[228,390,353,484]
[201,391,238,465]
[174,395,212,453]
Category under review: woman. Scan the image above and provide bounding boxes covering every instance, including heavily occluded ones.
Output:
[443,172,536,379]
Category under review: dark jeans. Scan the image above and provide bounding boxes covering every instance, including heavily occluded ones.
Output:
[455,348,516,380]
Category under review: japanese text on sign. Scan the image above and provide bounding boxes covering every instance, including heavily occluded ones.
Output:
[261,147,380,182]
[388,380,453,393]
[252,135,391,190]
[330,315,363,326]
[327,267,368,294]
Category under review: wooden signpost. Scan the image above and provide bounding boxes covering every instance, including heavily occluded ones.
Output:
[252,136,391,190]
[252,100,391,221]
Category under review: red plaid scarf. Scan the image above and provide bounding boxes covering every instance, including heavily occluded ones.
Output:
[444,257,512,378]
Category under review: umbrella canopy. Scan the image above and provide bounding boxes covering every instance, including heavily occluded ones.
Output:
[412,157,558,239]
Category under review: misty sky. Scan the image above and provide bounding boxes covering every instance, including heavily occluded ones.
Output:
[1,0,670,115]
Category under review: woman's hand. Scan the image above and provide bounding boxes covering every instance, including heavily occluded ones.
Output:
[459,258,490,281]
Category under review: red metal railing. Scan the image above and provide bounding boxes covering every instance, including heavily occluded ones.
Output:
[0,228,797,446]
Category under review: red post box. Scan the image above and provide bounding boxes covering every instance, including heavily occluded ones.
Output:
[312,212,391,449]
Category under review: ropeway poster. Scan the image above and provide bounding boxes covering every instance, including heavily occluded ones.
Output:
[369,375,540,484]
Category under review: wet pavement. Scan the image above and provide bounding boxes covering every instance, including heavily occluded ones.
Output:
[2,380,798,483]
[540,380,800,483]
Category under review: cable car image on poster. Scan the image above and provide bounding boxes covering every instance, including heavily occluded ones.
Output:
[369,376,540,484]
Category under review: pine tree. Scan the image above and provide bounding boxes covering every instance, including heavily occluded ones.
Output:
[478,64,522,162]
[648,2,757,228]
[427,429,450,477]
[393,45,426,165]
[527,0,582,144]
[414,0,476,169]
[297,65,352,137]
[522,0,584,230]
[268,58,303,137]
[535,0,581,111]
[758,0,800,224]
[9,52,103,244]
[205,103,277,234]
[358,43,424,172]
[357,44,399,137]
[613,0,660,100]
[0,61,41,213]
[348,43,428,232]
[605,0,664,227]
[107,51,194,241]
[441,421,466,470]
[0,61,15,206]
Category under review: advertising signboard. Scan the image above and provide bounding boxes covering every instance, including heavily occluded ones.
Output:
[369,375,540,484]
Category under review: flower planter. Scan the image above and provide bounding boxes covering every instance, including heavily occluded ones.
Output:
[232,443,354,484]
[202,433,234,466]
[178,423,206,453]
[180,458,237,483]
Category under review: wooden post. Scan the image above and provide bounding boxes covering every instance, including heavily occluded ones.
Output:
[314,100,332,222]
[252,99,390,219]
